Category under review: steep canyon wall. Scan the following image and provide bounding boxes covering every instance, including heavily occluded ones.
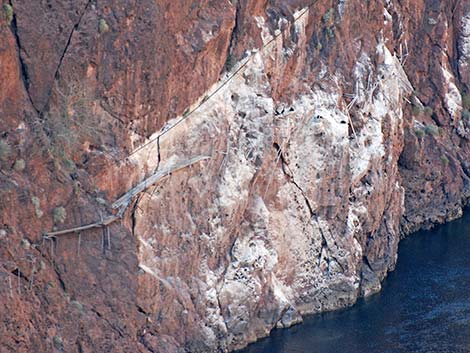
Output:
[0,0,469,352]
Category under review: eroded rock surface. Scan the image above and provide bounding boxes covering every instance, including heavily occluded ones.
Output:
[0,0,469,352]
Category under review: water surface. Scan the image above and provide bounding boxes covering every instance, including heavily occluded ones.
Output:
[240,212,470,353]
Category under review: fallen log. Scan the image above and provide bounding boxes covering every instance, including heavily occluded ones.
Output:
[43,155,210,237]
[112,155,210,214]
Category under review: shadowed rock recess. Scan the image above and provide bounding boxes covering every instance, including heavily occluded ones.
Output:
[0,0,469,352]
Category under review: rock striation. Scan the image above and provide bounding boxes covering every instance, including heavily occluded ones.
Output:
[0,0,469,352]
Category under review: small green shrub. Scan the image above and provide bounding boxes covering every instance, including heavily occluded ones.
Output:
[412,105,422,116]
[53,207,66,224]
[414,128,425,138]
[62,156,76,170]
[53,335,63,350]
[13,159,25,171]
[0,140,11,161]
[31,196,43,218]
[31,197,40,207]
[423,106,433,117]
[440,155,449,166]
[425,124,439,136]
[225,54,237,71]
[323,8,334,23]
[71,300,84,312]
[99,19,109,33]
[21,238,30,249]
[411,104,433,117]
[73,181,81,195]
[462,93,470,110]
[326,27,335,39]
[95,197,107,205]
[3,4,13,26]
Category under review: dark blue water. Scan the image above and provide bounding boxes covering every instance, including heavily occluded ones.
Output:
[240,212,470,353]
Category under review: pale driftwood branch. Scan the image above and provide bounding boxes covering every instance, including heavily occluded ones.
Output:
[43,155,210,237]
[44,215,119,237]
[111,155,210,212]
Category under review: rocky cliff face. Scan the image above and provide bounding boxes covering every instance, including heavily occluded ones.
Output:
[0,0,469,352]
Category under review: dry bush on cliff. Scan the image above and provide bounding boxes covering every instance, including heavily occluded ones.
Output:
[43,81,105,168]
